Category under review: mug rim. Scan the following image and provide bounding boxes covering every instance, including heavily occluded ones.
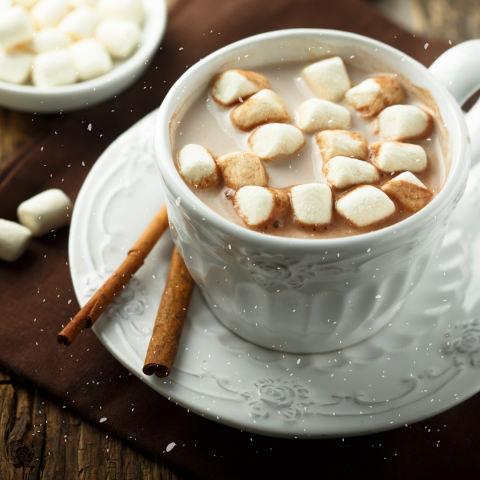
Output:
[155,28,469,252]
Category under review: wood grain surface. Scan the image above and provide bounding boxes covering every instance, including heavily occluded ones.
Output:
[409,0,480,43]
[1,0,479,478]
[0,110,49,169]
[0,367,186,480]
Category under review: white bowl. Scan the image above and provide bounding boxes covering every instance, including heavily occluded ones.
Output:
[0,0,167,113]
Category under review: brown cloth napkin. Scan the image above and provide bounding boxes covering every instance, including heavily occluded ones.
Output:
[1,0,479,478]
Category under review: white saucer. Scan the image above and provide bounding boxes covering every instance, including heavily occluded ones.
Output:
[69,112,480,438]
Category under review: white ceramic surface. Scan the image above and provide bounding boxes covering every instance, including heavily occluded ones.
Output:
[155,30,472,353]
[0,0,167,113]
[70,112,480,438]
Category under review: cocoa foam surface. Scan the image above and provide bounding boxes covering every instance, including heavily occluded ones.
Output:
[172,60,446,239]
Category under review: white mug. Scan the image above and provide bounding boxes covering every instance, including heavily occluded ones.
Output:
[155,29,477,353]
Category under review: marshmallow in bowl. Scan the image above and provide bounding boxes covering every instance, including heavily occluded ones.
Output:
[0,6,34,51]
[345,76,404,118]
[290,183,332,226]
[211,70,270,106]
[216,152,268,190]
[324,156,380,190]
[31,0,69,29]
[95,18,140,59]
[97,0,144,25]
[302,57,350,102]
[30,28,71,53]
[316,130,368,162]
[13,0,38,7]
[248,123,305,161]
[67,0,96,6]
[17,189,73,237]
[234,186,289,227]
[231,89,289,131]
[58,6,101,41]
[32,48,76,86]
[336,186,395,227]
[382,172,432,212]
[297,98,350,134]
[0,51,33,84]
[0,219,31,262]
[372,104,433,141]
[178,144,219,189]
[371,141,427,173]
[70,39,112,81]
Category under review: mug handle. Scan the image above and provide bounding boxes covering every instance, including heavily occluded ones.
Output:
[429,39,480,165]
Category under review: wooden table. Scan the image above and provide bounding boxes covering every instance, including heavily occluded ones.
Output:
[1,1,479,478]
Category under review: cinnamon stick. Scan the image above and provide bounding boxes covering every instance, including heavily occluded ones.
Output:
[143,246,195,378]
[56,286,104,345]
[57,204,169,346]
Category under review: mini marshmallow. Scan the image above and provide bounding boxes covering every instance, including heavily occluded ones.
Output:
[58,6,101,41]
[0,0,12,10]
[371,141,427,173]
[95,18,140,59]
[0,6,34,50]
[31,0,69,29]
[372,104,433,141]
[70,39,112,81]
[32,48,77,86]
[97,0,144,24]
[316,130,368,162]
[17,189,73,237]
[13,0,38,7]
[302,57,350,102]
[290,183,332,226]
[382,171,432,213]
[178,144,219,189]
[230,89,289,131]
[324,156,380,190]
[234,186,289,227]
[67,0,96,6]
[0,51,33,84]
[297,98,350,134]
[336,186,395,227]
[211,70,269,106]
[0,219,31,262]
[345,76,404,118]
[216,152,268,190]
[30,28,71,54]
[248,123,305,161]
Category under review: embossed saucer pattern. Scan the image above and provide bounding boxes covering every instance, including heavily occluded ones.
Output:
[69,112,480,438]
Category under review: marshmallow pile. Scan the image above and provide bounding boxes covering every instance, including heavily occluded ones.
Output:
[0,189,72,262]
[0,0,143,86]
[176,58,437,233]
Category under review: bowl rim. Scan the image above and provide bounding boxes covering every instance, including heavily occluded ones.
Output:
[0,0,167,101]
[155,28,469,253]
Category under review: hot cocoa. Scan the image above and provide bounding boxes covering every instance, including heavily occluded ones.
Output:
[172,58,446,239]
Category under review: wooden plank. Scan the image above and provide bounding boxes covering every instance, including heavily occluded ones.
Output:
[0,367,186,479]
[409,0,480,43]
[0,382,16,479]
[0,110,48,169]
[40,395,72,480]
[30,389,46,480]
[374,0,480,43]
